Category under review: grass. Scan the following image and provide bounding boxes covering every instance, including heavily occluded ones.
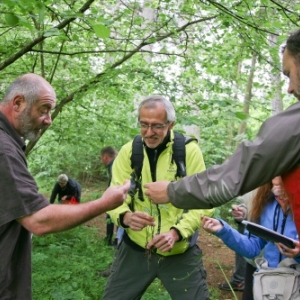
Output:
[32,226,173,300]
[32,180,238,299]
[32,226,110,300]
[32,225,235,300]
[32,225,236,300]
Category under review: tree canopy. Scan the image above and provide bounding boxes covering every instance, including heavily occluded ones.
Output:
[0,0,299,184]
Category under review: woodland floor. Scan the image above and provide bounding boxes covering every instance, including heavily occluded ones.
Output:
[86,214,243,300]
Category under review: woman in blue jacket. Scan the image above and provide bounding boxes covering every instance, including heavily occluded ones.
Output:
[202,176,300,299]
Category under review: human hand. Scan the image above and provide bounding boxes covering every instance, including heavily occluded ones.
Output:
[276,240,300,258]
[231,205,246,222]
[272,185,287,200]
[272,176,287,201]
[61,196,67,201]
[123,211,155,231]
[201,216,223,233]
[144,180,170,204]
[146,229,179,252]
[272,186,285,198]
[101,180,130,211]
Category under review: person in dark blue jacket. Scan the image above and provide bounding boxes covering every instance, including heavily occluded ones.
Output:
[50,174,81,204]
[202,176,300,300]
[100,146,118,246]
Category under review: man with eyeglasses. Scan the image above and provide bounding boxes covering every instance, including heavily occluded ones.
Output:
[143,28,300,240]
[103,95,214,300]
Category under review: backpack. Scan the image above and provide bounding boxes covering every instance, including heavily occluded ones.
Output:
[253,257,300,300]
[129,132,197,202]
[129,131,199,247]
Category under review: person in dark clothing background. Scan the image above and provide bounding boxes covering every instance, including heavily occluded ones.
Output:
[100,146,118,245]
[100,147,118,187]
[50,174,81,204]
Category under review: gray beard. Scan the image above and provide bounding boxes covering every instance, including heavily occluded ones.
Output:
[17,107,40,141]
[23,130,40,141]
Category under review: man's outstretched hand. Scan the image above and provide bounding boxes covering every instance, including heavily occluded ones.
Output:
[144,180,170,204]
[101,180,130,211]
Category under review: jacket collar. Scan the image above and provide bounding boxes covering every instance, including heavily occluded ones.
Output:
[0,111,26,151]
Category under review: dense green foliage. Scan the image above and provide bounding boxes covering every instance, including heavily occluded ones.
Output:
[2,1,299,298]
[0,0,299,190]
[32,226,110,299]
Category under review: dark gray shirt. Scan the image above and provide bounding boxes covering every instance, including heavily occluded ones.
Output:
[0,112,49,299]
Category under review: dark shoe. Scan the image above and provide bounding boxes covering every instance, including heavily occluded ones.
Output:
[103,236,112,246]
[218,281,244,291]
[97,264,112,278]
[97,269,111,277]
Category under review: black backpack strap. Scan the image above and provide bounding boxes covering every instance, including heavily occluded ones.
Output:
[172,132,197,178]
[172,132,199,247]
[129,135,144,203]
[131,135,144,179]
[129,132,197,203]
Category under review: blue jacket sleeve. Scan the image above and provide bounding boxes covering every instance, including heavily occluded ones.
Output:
[215,219,267,259]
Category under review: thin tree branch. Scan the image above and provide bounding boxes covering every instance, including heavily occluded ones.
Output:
[0,0,95,71]
[29,48,187,57]
[0,26,14,38]
[25,15,218,155]
[269,0,296,15]
[49,25,70,84]
[203,0,293,36]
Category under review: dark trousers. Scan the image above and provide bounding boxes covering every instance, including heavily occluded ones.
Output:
[105,214,114,244]
[242,262,256,300]
[231,222,247,283]
[103,241,210,300]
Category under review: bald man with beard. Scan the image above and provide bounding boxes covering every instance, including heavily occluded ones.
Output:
[0,73,129,299]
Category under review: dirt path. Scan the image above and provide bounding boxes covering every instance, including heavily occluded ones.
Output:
[198,227,243,300]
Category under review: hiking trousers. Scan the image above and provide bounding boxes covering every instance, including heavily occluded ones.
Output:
[102,241,210,300]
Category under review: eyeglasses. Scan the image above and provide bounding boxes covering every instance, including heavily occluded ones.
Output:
[139,122,169,131]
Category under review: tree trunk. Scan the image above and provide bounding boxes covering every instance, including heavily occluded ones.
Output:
[236,53,257,147]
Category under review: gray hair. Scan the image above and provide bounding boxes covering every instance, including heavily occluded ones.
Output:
[2,75,45,106]
[137,95,176,123]
[58,174,68,183]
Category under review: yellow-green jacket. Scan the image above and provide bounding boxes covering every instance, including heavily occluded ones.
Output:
[108,130,215,256]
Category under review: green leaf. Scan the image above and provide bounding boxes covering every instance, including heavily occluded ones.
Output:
[235,112,248,120]
[92,24,110,39]
[134,17,143,26]
[18,18,34,31]
[43,28,60,37]
[39,7,45,23]
[5,13,19,26]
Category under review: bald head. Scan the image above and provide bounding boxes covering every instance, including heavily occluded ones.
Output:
[0,73,56,141]
[1,73,55,107]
